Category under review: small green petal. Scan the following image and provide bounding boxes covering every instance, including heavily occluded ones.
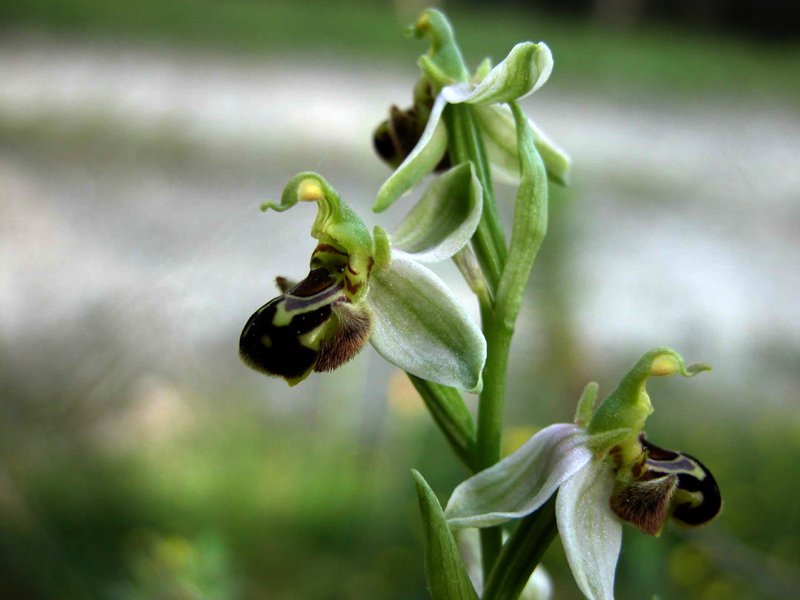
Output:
[372,225,392,269]
[442,42,553,106]
[374,95,448,213]
[368,251,486,392]
[391,162,483,263]
[587,348,710,446]
[574,382,599,427]
[473,57,493,81]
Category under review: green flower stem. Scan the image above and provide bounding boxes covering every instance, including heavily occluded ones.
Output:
[445,101,511,578]
[482,496,558,600]
[408,374,478,473]
[444,104,506,296]
[476,310,514,576]
[476,102,551,580]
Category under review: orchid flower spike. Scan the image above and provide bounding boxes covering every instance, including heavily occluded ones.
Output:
[373,8,571,213]
[239,168,487,392]
[445,348,722,600]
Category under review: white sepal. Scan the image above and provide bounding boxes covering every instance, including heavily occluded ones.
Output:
[556,458,622,600]
[392,162,483,263]
[374,93,448,213]
[367,251,486,392]
[442,42,553,106]
[445,424,593,529]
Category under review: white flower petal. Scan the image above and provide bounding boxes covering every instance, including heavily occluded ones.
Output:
[392,162,483,263]
[374,93,448,213]
[445,424,593,528]
[442,42,553,106]
[368,251,486,392]
[556,459,622,600]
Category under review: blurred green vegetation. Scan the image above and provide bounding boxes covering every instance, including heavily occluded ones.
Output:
[1,0,799,100]
[3,360,800,599]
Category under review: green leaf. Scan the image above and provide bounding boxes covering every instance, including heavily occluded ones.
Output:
[374,94,448,213]
[392,162,483,263]
[442,42,553,106]
[408,375,477,472]
[368,252,486,392]
[412,470,480,600]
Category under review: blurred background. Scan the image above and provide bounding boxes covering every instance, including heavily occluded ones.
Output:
[1,1,798,598]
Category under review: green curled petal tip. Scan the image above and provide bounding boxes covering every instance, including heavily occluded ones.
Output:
[587,348,709,439]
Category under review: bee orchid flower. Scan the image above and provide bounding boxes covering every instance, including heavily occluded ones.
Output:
[239,165,487,392]
[373,8,571,213]
[444,348,722,600]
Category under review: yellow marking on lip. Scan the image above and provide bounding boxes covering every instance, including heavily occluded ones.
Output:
[298,180,324,203]
[651,355,680,377]
[260,334,272,348]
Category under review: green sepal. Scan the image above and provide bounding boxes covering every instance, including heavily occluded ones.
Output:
[408,9,469,86]
[473,57,493,81]
[264,172,374,301]
[411,470,480,600]
[587,348,711,449]
[374,95,448,213]
[391,162,483,263]
[472,104,571,186]
[419,55,456,90]
[442,42,553,106]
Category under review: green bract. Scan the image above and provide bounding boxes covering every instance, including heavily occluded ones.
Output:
[374,9,570,214]
[444,348,721,600]
[239,170,487,392]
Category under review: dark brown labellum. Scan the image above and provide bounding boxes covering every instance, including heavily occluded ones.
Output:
[239,267,372,382]
[610,434,721,535]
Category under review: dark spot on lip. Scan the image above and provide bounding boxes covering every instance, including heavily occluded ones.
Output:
[239,297,332,379]
[289,267,335,297]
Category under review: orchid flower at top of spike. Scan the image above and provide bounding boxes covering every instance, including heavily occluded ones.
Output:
[239,165,487,392]
[373,8,571,213]
[444,348,722,600]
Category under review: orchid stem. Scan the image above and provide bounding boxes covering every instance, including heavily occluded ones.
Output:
[445,104,506,297]
[446,100,516,579]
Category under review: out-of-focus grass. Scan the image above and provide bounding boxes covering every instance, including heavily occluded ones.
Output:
[2,358,800,599]
[1,0,799,100]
